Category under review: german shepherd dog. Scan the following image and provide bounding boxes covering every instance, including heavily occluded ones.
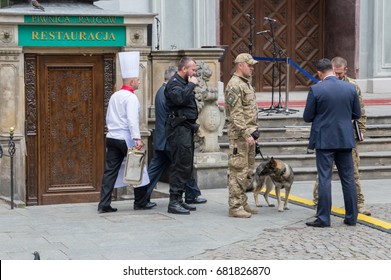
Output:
[253,157,294,212]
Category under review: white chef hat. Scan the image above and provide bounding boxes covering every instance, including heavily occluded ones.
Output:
[118,51,140,78]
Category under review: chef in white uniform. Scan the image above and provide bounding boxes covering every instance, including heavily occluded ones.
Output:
[98,51,149,213]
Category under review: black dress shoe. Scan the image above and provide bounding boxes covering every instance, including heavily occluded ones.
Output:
[134,202,156,210]
[306,219,329,228]
[98,206,118,213]
[185,196,207,204]
[180,202,196,211]
[148,202,157,207]
[168,201,190,215]
[343,219,356,226]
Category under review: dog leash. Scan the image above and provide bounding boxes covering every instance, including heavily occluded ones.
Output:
[255,143,266,160]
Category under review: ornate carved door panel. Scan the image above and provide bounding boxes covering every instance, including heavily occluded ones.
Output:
[25,54,114,205]
[220,0,324,91]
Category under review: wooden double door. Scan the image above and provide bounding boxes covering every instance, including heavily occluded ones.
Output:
[25,54,115,205]
[220,0,325,91]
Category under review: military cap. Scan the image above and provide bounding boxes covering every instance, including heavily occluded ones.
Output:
[234,53,258,65]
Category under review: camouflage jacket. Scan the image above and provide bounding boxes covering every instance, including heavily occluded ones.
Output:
[224,74,258,140]
[343,76,367,136]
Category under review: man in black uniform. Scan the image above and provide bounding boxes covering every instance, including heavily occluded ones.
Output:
[165,57,199,215]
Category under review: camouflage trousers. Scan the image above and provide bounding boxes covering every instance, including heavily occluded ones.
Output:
[313,147,365,207]
[228,139,255,209]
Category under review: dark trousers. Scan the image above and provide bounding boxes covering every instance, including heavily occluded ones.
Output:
[167,125,194,197]
[98,138,128,210]
[316,148,358,226]
[134,149,201,207]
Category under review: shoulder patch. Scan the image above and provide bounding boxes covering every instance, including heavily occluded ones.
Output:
[226,85,241,106]
[226,93,238,106]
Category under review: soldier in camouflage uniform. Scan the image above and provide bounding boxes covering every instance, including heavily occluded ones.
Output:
[224,53,260,218]
[313,56,371,216]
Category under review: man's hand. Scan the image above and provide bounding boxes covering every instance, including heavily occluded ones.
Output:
[134,139,144,150]
[245,135,256,145]
[188,76,198,85]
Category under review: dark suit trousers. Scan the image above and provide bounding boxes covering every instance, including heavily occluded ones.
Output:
[134,149,201,206]
[133,150,171,207]
[316,149,358,226]
[98,138,128,210]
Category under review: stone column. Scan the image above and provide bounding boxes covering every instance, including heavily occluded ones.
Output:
[0,24,25,205]
[193,59,227,189]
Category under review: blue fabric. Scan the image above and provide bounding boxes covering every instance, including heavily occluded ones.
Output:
[145,150,171,199]
[252,56,319,83]
[316,149,358,225]
[303,76,361,150]
[304,75,360,226]
[153,84,169,151]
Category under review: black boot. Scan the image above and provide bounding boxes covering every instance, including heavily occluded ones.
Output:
[133,186,148,209]
[179,198,196,211]
[168,195,190,215]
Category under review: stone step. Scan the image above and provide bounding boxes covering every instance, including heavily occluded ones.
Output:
[257,114,391,127]
[259,151,391,168]
[365,124,391,138]
[293,165,391,181]
[220,124,391,142]
[219,138,391,155]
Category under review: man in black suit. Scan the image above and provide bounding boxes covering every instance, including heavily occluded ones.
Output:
[303,58,361,227]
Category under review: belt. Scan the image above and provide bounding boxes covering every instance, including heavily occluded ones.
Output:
[168,114,178,119]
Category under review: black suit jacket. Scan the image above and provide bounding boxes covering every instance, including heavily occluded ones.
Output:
[154,83,168,151]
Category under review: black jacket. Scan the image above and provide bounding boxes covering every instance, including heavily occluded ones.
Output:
[164,73,198,121]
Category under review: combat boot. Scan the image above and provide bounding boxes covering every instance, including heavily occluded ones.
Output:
[179,198,196,211]
[244,204,258,214]
[229,206,252,218]
[168,195,190,215]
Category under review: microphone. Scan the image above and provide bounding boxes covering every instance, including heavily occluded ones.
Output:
[256,30,269,35]
[264,17,277,22]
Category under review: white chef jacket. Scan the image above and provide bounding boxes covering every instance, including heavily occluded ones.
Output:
[106,87,149,187]
[106,88,141,142]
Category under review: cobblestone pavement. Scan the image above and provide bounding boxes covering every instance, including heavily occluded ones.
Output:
[192,204,391,260]
[1,182,390,260]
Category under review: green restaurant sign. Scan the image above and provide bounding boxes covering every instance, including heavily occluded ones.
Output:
[19,15,126,47]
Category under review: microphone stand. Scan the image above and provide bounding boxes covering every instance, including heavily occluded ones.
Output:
[262,33,299,115]
[273,43,299,114]
[247,14,255,54]
[281,57,299,115]
[269,19,284,111]
[260,19,279,115]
